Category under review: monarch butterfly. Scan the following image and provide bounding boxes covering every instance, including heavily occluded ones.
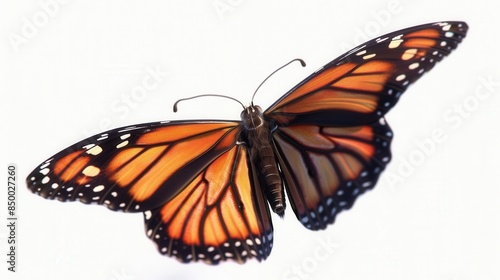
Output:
[27,21,468,264]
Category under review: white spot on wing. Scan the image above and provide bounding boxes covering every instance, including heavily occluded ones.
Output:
[42,176,50,184]
[363,53,376,60]
[356,50,367,56]
[388,39,403,49]
[116,141,129,149]
[86,145,103,155]
[82,166,100,177]
[396,74,406,81]
[402,48,417,60]
[93,185,105,192]
[120,133,131,140]
[376,36,388,43]
[409,62,419,70]
[97,134,108,141]
[83,144,96,149]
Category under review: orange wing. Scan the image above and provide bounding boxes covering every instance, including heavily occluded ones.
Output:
[144,144,272,264]
[265,21,468,126]
[27,120,273,263]
[265,21,467,230]
[272,119,392,230]
[27,121,240,211]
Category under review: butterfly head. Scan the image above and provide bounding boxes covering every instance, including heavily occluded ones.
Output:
[241,105,264,130]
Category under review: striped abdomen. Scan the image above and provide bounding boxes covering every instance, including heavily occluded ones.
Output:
[241,105,285,216]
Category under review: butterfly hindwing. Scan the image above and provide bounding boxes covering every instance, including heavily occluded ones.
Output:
[265,21,468,126]
[144,144,273,264]
[272,119,392,230]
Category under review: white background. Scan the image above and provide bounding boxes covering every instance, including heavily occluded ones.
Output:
[1,1,499,280]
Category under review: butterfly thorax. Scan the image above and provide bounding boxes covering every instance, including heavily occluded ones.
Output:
[241,105,285,217]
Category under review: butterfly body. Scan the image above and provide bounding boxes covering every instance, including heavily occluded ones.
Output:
[241,105,285,216]
[27,21,468,264]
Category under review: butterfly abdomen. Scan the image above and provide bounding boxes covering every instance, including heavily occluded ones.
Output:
[241,105,285,217]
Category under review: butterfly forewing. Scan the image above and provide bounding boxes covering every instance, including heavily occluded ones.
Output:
[265,21,468,126]
[27,121,242,212]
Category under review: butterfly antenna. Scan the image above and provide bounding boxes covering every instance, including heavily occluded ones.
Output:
[251,58,306,105]
[173,94,246,112]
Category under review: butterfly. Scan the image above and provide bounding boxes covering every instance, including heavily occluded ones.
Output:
[27,21,468,264]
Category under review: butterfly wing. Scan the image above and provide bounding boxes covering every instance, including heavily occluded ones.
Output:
[272,120,392,230]
[144,144,273,264]
[266,21,468,126]
[265,21,468,230]
[27,121,241,212]
[27,120,273,263]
